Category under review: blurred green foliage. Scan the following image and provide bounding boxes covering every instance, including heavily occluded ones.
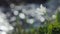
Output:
[47,10,60,34]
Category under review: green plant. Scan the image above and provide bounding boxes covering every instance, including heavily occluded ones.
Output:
[47,10,60,34]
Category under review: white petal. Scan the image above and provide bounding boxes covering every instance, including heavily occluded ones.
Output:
[40,16,45,22]
[27,19,34,24]
[19,13,25,19]
[52,15,56,19]
[8,26,14,30]
[10,3,15,9]
[0,26,8,32]
[0,32,7,34]
[0,17,4,23]
[13,10,19,15]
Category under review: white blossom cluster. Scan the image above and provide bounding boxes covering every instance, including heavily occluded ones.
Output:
[11,4,46,24]
[22,4,47,23]
[10,3,58,28]
[0,12,14,34]
[0,0,59,33]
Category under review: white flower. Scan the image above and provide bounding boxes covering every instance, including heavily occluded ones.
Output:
[10,3,15,9]
[0,25,13,32]
[52,15,56,19]
[0,31,7,34]
[19,13,25,19]
[27,19,34,24]
[13,10,19,15]
[0,26,9,32]
[40,16,45,22]
[8,26,14,31]
[40,4,46,13]
[0,12,7,23]
[36,4,47,15]
[0,17,4,23]
[0,12,14,33]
